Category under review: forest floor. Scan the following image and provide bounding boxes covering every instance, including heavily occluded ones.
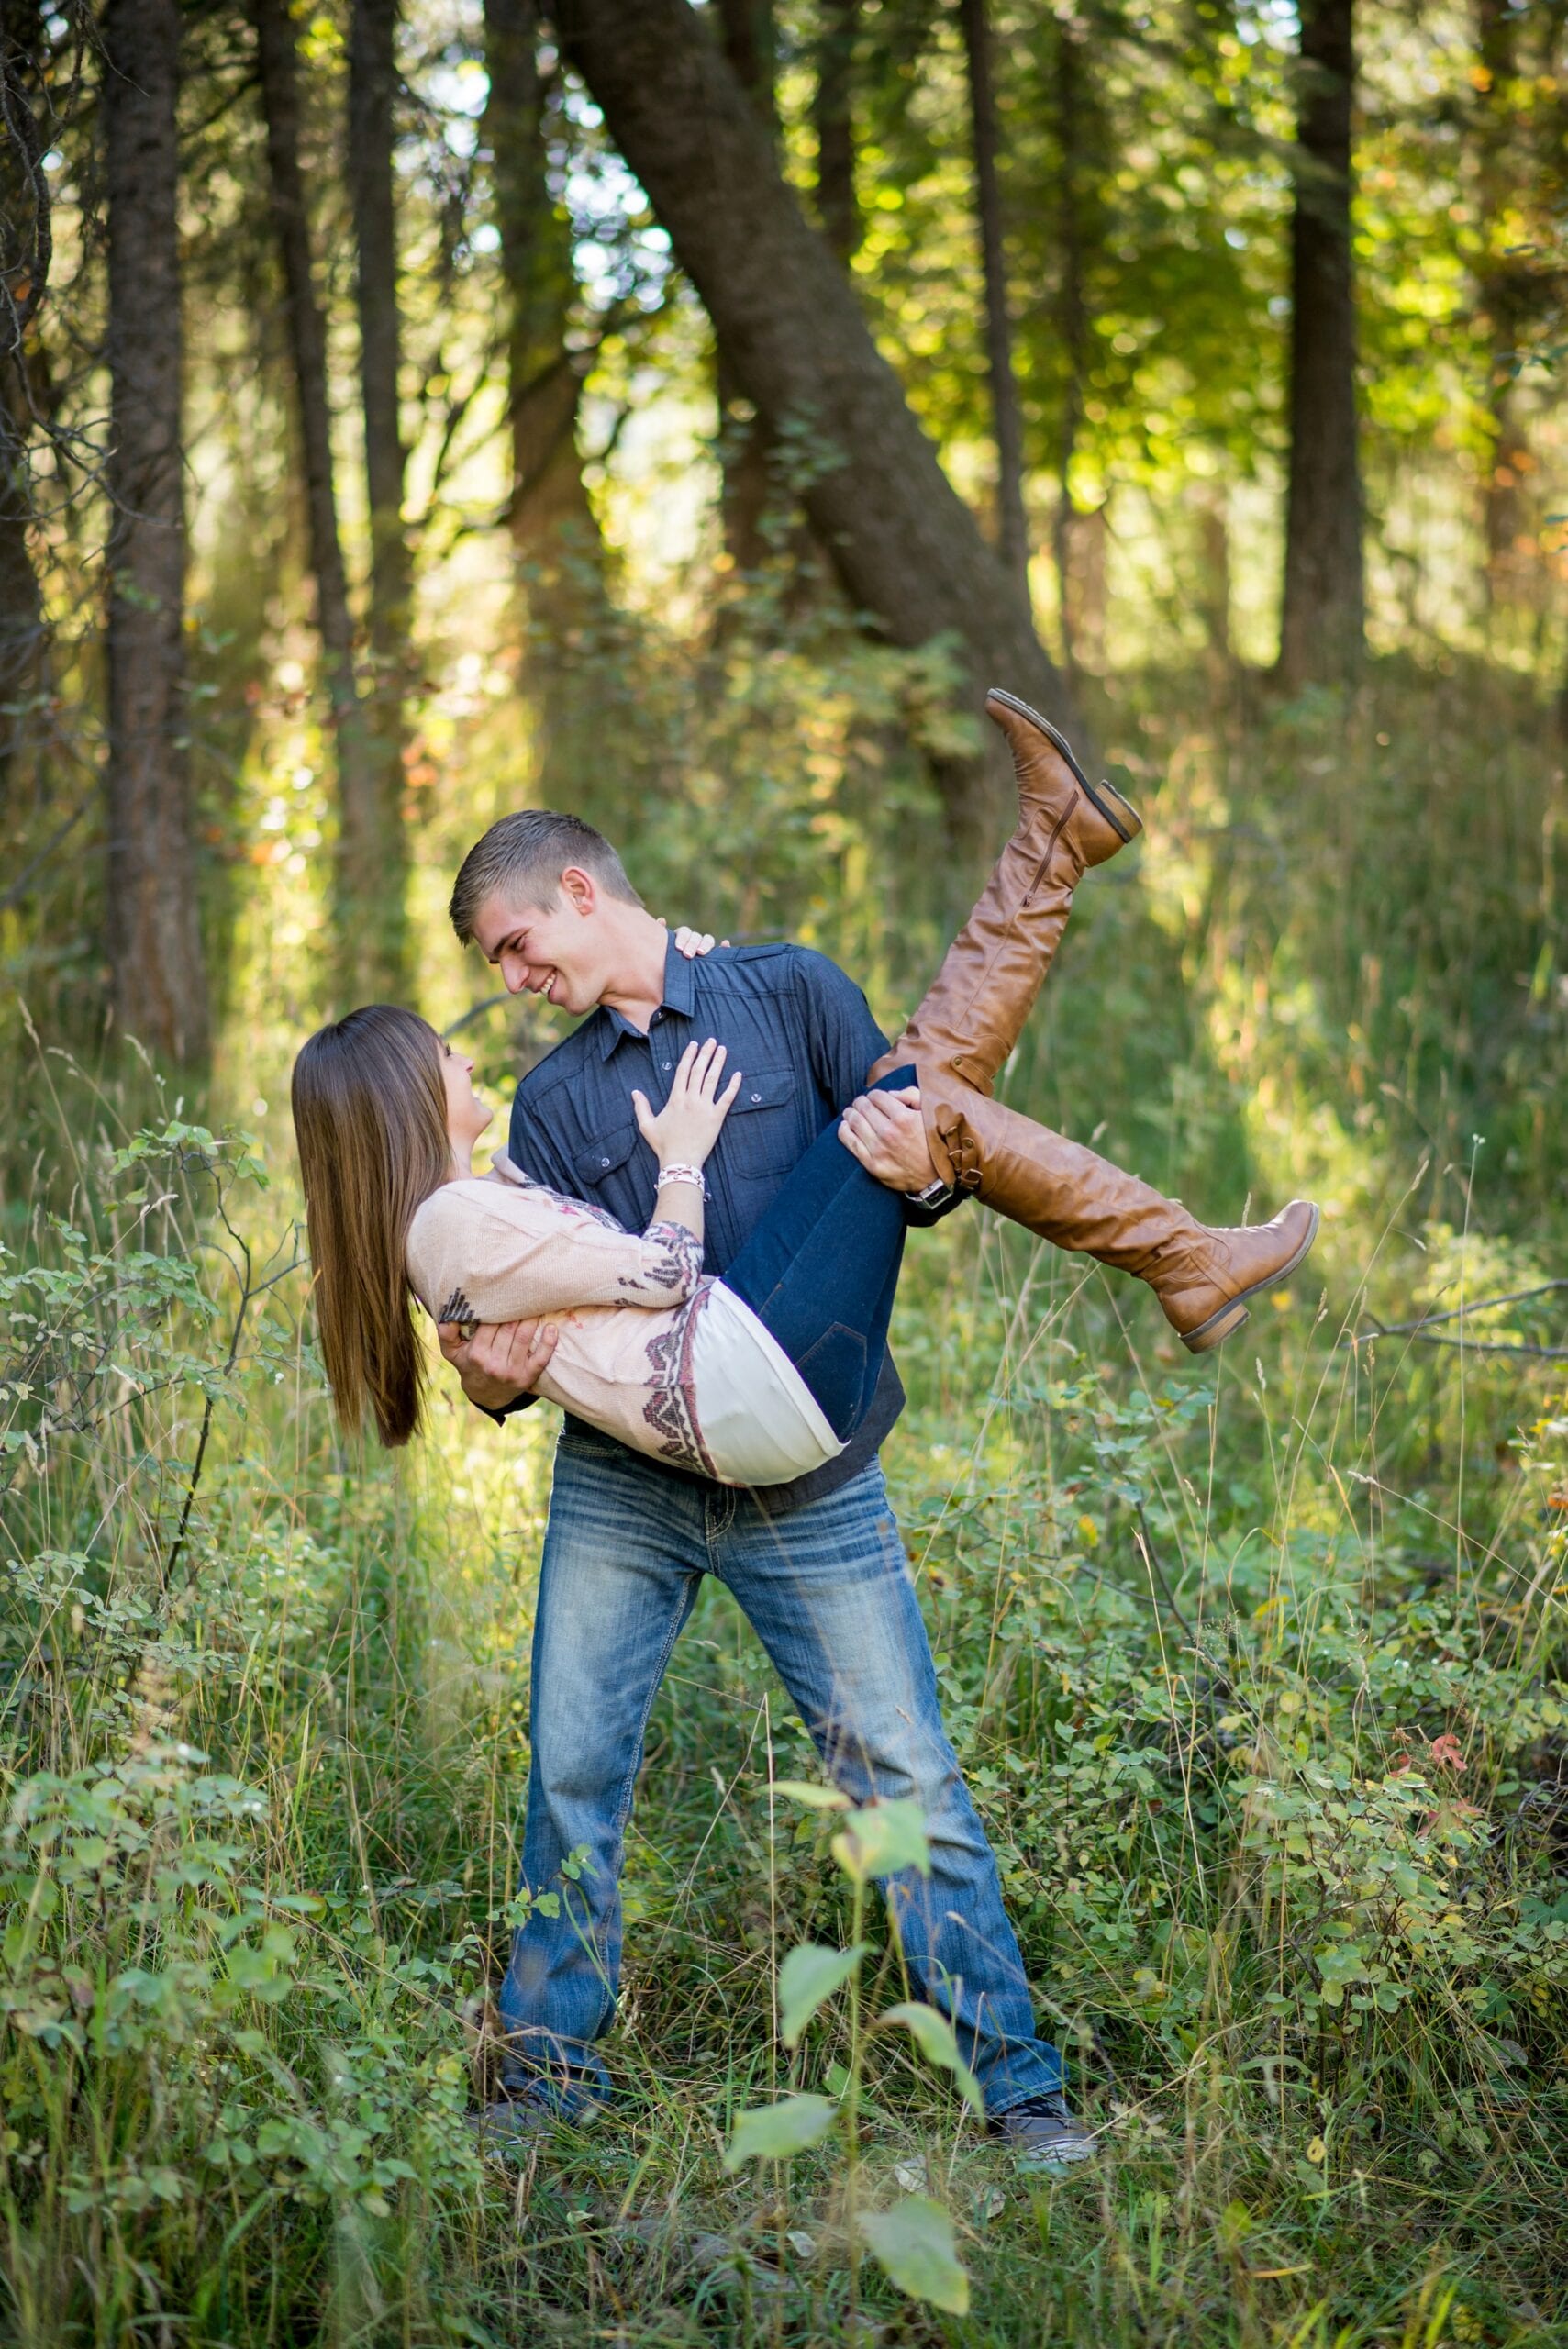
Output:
[2,662,1566,2346]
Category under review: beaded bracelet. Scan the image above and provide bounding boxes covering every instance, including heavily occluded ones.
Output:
[657,1163,707,1197]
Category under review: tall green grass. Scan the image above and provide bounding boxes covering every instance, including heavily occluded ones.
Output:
[1,662,1564,2345]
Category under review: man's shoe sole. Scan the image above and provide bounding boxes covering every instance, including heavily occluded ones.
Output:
[986,686,1143,844]
[1178,1203,1322,1353]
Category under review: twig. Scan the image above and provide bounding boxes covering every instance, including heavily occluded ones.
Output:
[440,994,512,1041]
[1343,1276,1568,1341]
[0,801,92,911]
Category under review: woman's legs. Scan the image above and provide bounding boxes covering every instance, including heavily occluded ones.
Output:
[870,690,1140,1094]
[870,692,1319,1352]
[723,1067,916,1438]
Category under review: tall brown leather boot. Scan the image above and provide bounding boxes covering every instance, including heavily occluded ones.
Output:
[870,690,1141,1092]
[924,1084,1319,1353]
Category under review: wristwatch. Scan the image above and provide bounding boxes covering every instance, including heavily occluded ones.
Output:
[906,1174,954,1208]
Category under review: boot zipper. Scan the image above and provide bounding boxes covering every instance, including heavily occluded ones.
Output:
[1022,804,1073,907]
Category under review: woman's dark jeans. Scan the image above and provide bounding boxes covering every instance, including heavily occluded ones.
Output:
[722,1065,917,1442]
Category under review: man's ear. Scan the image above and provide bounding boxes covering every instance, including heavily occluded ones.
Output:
[559,865,596,916]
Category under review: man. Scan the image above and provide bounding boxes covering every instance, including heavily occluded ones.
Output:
[439,807,1093,2169]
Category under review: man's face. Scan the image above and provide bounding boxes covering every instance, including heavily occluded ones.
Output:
[470,871,612,1018]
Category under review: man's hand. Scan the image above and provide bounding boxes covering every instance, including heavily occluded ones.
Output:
[437,1318,560,1413]
[838,1085,942,1194]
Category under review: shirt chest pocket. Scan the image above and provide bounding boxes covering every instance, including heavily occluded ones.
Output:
[719,1065,799,1174]
[573,1125,640,1189]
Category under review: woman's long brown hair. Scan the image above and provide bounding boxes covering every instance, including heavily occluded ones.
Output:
[291,1006,452,1446]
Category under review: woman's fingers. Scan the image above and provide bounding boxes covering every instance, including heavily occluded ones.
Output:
[631,1087,654,1143]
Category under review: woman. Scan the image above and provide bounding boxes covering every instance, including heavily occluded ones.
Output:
[292,692,1319,1485]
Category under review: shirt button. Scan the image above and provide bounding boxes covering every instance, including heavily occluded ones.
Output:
[662,1061,672,1072]
[751,1091,762,1103]
[600,1156,610,1168]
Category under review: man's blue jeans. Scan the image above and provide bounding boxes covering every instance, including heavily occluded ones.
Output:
[499,1424,1064,2119]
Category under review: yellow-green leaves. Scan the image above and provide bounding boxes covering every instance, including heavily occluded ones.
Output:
[874,2001,984,2115]
[830,1796,930,1883]
[722,2094,837,2170]
[858,2194,971,2314]
[777,1941,868,2048]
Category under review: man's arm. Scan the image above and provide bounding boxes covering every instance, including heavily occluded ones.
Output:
[794,947,964,1226]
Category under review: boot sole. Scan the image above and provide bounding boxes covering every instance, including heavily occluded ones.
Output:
[1178,1204,1322,1353]
[986,687,1143,844]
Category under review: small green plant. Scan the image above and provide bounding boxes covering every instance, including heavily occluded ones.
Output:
[722,1784,981,2317]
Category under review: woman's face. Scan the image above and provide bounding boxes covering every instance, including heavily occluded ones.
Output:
[440,1041,494,1154]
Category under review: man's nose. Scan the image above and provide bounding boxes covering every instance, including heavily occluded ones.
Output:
[500,952,528,994]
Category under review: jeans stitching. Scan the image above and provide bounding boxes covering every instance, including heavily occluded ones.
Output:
[606,1569,698,1846]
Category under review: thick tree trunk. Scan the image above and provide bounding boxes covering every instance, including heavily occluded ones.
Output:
[349,0,411,672]
[251,0,403,999]
[101,0,209,1065]
[0,0,49,825]
[483,0,602,579]
[1475,0,1535,616]
[812,0,858,262]
[714,0,778,576]
[960,0,1029,592]
[1277,0,1364,690]
[554,0,1075,835]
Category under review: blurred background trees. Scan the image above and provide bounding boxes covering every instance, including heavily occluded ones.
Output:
[0,0,1562,1071]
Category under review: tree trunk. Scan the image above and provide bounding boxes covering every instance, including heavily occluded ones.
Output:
[101,0,209,1066]
[1277,0,1364,690]
[483,0,602,578]
[251,0,402,998]
[1475,0,1535,617]
[0,0,49,826]
[812,0,858,263]
[348,0,413,875]
[960,0,1029,592]
[714,0,778,576]
[1051,13,1089,673]
[553,0,1075,838]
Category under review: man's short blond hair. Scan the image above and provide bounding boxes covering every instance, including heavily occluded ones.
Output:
[449,810,642,945]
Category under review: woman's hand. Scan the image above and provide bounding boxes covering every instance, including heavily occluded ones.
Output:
[632,1038,742,1172]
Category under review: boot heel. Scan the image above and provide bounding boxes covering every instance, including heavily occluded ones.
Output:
[1096,777,1143,843]
[986,686,1142,843]
[1181,1302,1250,1353]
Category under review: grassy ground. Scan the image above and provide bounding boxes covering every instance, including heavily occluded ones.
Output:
[1,660,1565,2345]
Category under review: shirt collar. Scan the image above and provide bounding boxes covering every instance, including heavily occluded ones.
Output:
[595,933,696,1060]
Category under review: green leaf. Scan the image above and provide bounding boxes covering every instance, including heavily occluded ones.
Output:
[874,2001,984,2114]
[831,1797,930,1883]
[779,1941,867,2048]
[769,1781,851,1810]
[723,2094,838,2170]
[858,2194,970,2313]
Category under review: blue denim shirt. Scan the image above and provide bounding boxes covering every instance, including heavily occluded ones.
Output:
[499,935,961,1511]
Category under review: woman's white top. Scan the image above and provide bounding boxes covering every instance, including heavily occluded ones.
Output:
[405,1155,844,1488]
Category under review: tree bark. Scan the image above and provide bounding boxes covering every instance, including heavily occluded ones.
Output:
[0,0,49,825]
[1474,0,1535,616]
[960,0,1029,592]
[349,0,412,673]
[483,0,602,576]
[1277,0,1364,690]
[812,0,858,263]
[553,0,1075,835]
[102,0,209,1065]
[714,0,778,575]
[251,0,403,997]
[1051,12,1089,673]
